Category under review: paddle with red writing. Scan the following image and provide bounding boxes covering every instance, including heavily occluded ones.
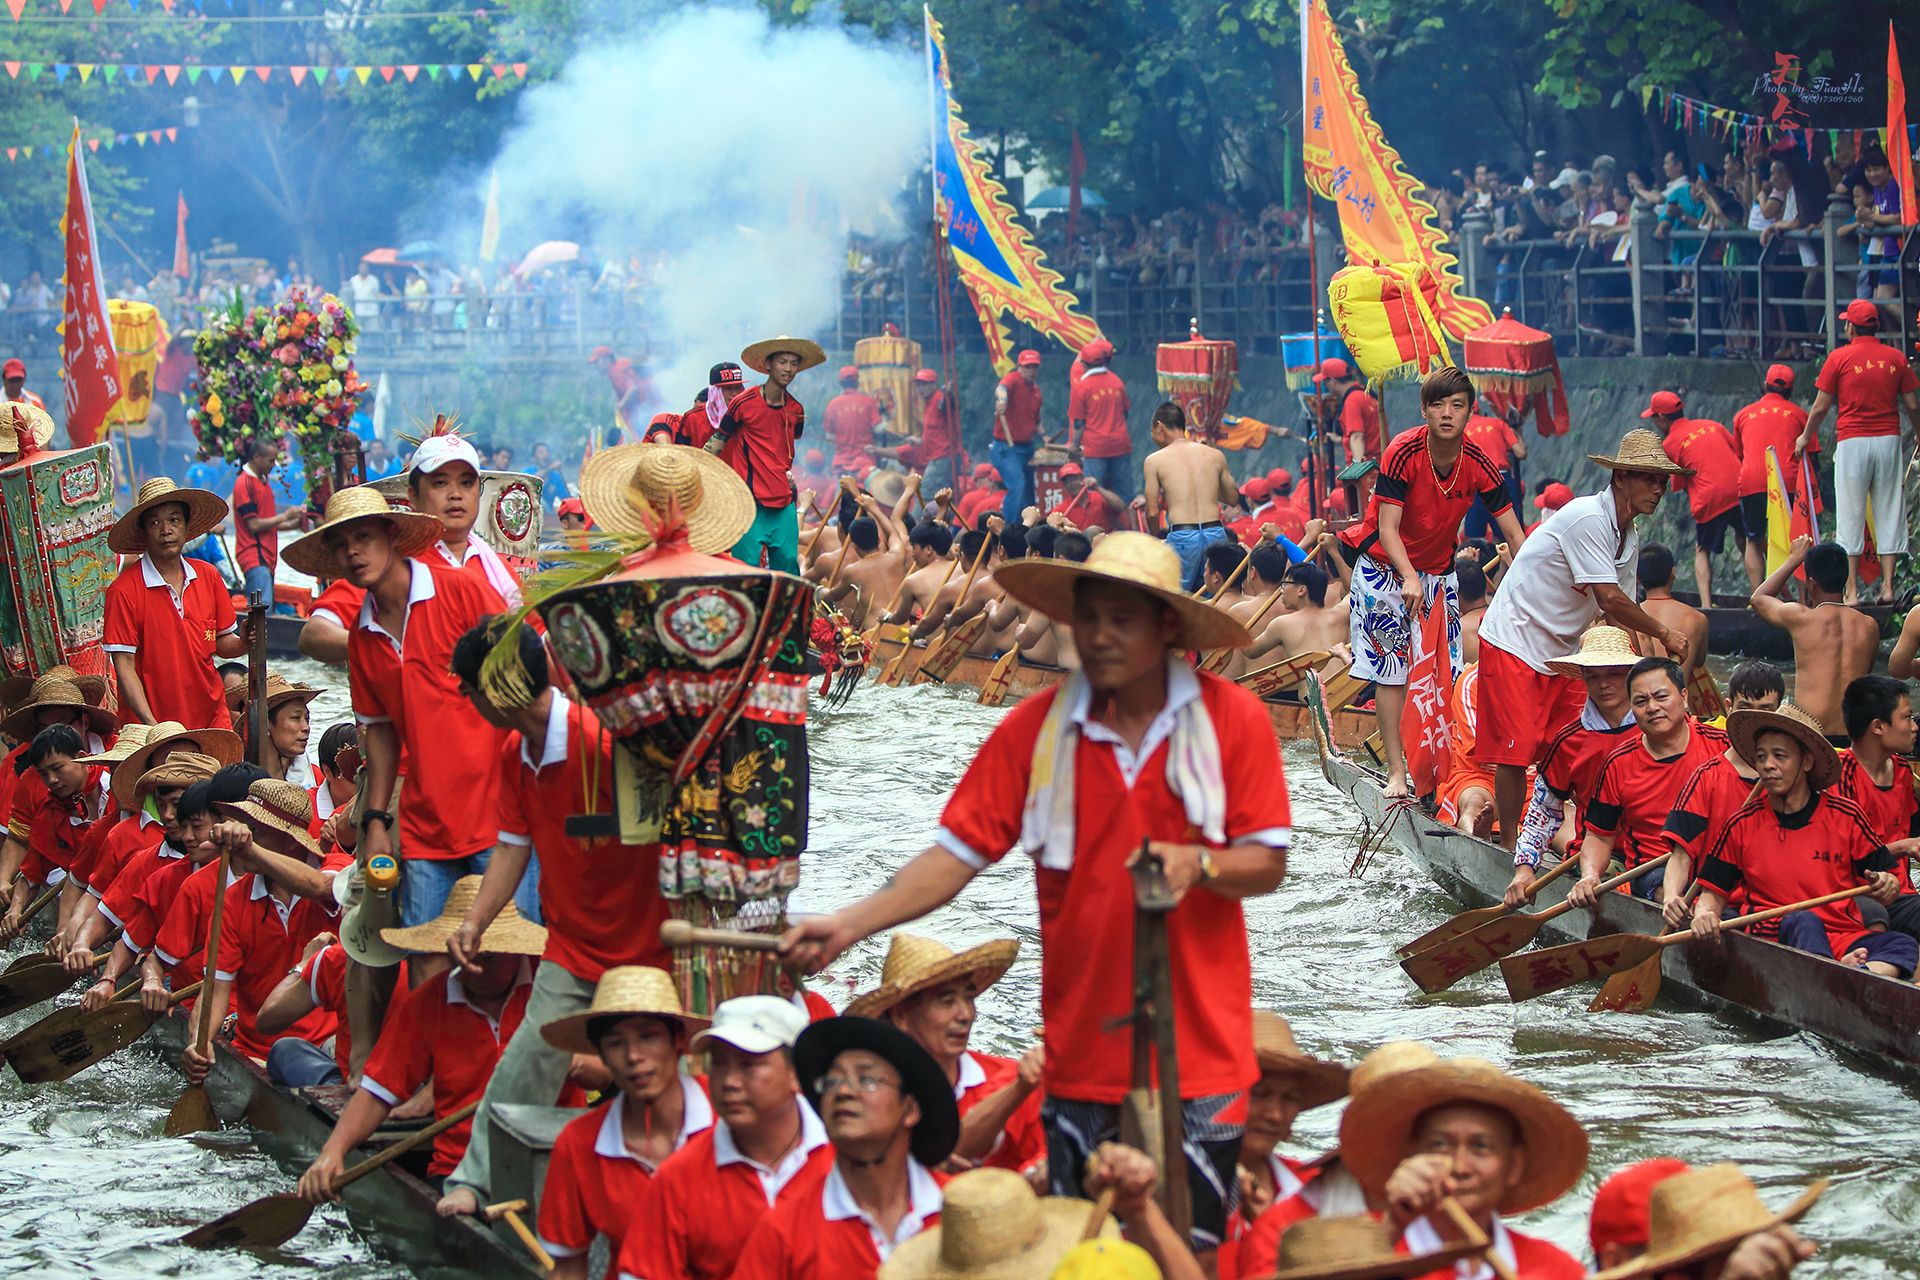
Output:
[1397,854,1582,960]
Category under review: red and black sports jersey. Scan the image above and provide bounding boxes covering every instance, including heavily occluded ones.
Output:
[1700,791,1893,955]
[1663,753,1757,863]
[1834,749,1920,892]
[1585,723,1730,869]
[1340,427,1510,574]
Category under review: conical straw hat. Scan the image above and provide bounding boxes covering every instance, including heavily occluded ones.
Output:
[215,778,323,860]
[281,485,445,578]
[131,750,221,802]
[577,442,755,550]
[1587,428,1691,476]
[1588,1164,1825,1280]
[1727,702,1839,790]
[740,334,827,374]
[1544,626,1642,677]
[1,673,119,741]
[77,721,152,767]
[0,400,53,455]
[1252,1011,1350,1110]
[110,721,243,809]
[994,531,1253,651]
[541,965,710,1054]
[258,672,323,715]
[380,874,548,956]
[844,932,1020,1019]
[877,1167,1115,1279]
[0,664,108,714]
[1267,1214,1490,1280]
[1346,1040,1438,1096]
[108,477,230,554]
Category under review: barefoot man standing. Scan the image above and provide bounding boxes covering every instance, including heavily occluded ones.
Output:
[1141,402,1243,591]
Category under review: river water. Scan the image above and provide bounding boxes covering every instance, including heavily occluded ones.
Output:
[1,663,1914,1277]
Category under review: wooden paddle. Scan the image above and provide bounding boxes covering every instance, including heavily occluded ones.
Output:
[1685,664,1727,722]
[244,590,269,769]
[1402,854,1674,993]
[165,847,230,1136]
[1081,1186,1116,1241]
[182,1099,480,1250]
[485,1199,556,1272]
[1397,854,1583,959]
[910,530,997,685]
[0,976,139,1058]
[914,614,989,685]
[1236,650,1333,700]
[660,919,782,952]
[1437,1198,1508,1280]
[0,950,104,1019]
[10,980,202,1085]
[823,530,856,593]
[798,494,827,560]
[1498,885,1876,1003]
[1,883,62,965]
[977,649,1020,706]
[878,556,963,686]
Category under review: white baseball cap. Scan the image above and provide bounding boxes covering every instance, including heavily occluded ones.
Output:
[408,433,482,476]
[691,994,809,1055]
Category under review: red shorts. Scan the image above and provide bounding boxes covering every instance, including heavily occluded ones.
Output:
[1473,641,1586,768]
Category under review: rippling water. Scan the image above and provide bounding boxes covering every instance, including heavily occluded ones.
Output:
[2,666,1914,1276]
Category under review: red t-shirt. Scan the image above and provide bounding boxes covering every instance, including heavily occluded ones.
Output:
[307,576,367,631]
[1050,486,1119,532]
[496,695,672,982]
[299,942,355,1081]
[1538,717,1635,859]
[731,1161,945,1280]
[25,770,105,882]
[348,560,508,860]
[1342,429,1510,575]
[360,968,534,1175]
[1662,419,1741,522]
[676,404,716,450]
[914,391,957,470]
[1399,1225,1585,1280]
[214,870,343,1060]
[822,391,880,472]
[538,1081,715,1277]
[76,812,153,896]
[937,668,1290,1103]
[1464,416,1517,470]
[956,486,1006,529]
[719,386,805,508]
[956,1050,1046,1172]
[996,371,1042,444]
[1662,753,1757,867]
[1835,749,1920,893]
[1584,723,1731,869]
[620,1113,834,1280]
[1732,393,1816,496]
[1337,387,1383,463]
[1815,334,1919,440]
[232,466,280,573]
[103,554,238,731]
[1700,792,1892,955]
[1069,370,1131,459]
[1250,496,1307,545]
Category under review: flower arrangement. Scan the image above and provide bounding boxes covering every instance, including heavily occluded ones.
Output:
[189,288,366,504]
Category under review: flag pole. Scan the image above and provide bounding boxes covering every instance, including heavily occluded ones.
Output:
[1301,0,1327,521]
[925,7,962,493]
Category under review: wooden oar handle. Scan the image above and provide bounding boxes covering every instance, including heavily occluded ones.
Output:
[1081,1186,1116,1241]
[169,981,204,1007]
[332,1099,481,1194]
[485,1201,555,1272]
[1525,853,1581,896]
[19,882,59,926]
[1658,884,1874,945]
[1541,851,1674,921]
[193,849,230,1057]
[660,919,784,953]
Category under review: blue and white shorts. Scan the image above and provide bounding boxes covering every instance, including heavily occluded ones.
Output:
[1347,557,1459,687]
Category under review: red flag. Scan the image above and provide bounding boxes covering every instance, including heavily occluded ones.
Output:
[1401,596,1454,798]
[172,191,190,278]
[60,121,122,448]
[1891,23,1916,226]
[1065,128,1086,250]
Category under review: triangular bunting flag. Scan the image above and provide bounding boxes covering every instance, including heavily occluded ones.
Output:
[102,65,118,83]
[26,63,42,80]
[355,65,373,85]
[467,63,483,80]
[91,0,105,11]
[6,149,15,162]
[400,65,418,82]
[425,64,442,80]
[332,66,350,84]
[229,66,247,84]
[3,62,16,78]
[145,65,160,83]
[253,65,270,82]
[135,133,146,146]
[86,138,99,152]
[77,64,95,82]
[185,65,203,83]
[290,65,307,85]
[512,62,527,77]
[379,65,395,82]
[122,64,138,80]
[52,64,68,82]
[491,63,508,78]
[165,65,180,84]
[59,0,71,12]
[165,127,176,141]
[3,3,20,22]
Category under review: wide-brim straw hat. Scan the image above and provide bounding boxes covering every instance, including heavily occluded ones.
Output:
[995,531,1253,651]
[257,672,323,715]
[0,401,53,455]
[108,477,230,554]
[1253,1011,1350,1110]
[1340,1057,1589,1215]
[132,750,221,803]
[1727,702,1839,791]
[0,664,108,715]
[1588,1164,1825,1280]
[1544,625,1643,678]
[281,485,445,578]
[845,932,1020,1019]
[877,1167,1115,1280]
[866,470,909,507]
[215,777,322,860]
[380,874,548,956]
[1347,1040,1440,1096]
[1268,1214,1490,1280]
[797,1015,962,1168]
[577,442,755,551]
[740,334,827,375]
[2,673,119,742]
[78,721,152,768]
[111,721,243,810]
[1587,428,1692,477]
[541,964,710,1055]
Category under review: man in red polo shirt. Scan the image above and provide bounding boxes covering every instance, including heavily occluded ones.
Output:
[905,371,960,498]
[438,622,676,1216]
[824,365,880,477]
[1048,463,1125,532]
[1070,341,1133,502]
[1657,661,1784,925]
[733,1017,957,1279]
[706,335,822,575]
[956,463,1007,529]
[232,435,307,610]
[782,531,1288,1260]
[1798,298,1919,600]
[1835,674,1920,941]
[1341,366,1525,799]
[1644,390,1745,607]
[619,996,831,1280]
[1315,358,1382,464]
[992,349,1045,525]
[406,427,523,607]
[103,478,245,729]
[1733,365,1816,587]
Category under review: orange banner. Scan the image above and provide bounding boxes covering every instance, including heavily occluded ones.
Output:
[1301,0,1490,337]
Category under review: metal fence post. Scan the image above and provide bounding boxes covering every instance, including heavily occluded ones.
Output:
[1629,203,1659,357]
[1456,209,1491,305]
[1823,190,1849,353]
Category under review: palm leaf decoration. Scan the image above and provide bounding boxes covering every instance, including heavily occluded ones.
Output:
[477,543,643,708]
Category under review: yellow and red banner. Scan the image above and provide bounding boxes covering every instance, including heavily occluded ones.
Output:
[1301,0,1491,338]
[926,8,1104,376]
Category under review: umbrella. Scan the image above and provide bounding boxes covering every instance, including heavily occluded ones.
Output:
[1025,186,1106,211]
[359,247,401,266]
[1461,307,1569,436]
[397,239,444,262]
[515,240,580,276]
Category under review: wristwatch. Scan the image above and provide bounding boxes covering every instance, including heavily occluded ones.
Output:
[362,809,394,829]
[1197,849,1219,883]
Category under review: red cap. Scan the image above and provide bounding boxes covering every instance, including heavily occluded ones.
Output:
[1764,363,1795,389]
[914,368,939,384]
[1534,481,1574,511]
[1589,1159,1690,1259]
[973,463,1002,483]
[1327,487,1349,513]
[1017,349,1042,367]
[1312,357,1350,383]
[556,497,590,526]
[1057,461,1084,479]
[1640,390,1683,418]
[1240,477,1271,501]
[1842,298,1882,328]
[837,365,859,382]
[1266,466,1293,492]
[803,447,826,466]
[586,346,613,363]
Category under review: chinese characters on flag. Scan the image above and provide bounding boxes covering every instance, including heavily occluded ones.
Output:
[1401,593,1453,798]
[60,119,121,447]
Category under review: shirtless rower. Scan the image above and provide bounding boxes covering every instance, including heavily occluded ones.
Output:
[821,483,918,628]
[1247,562,1347,667]
[1200,542,1251,610]
[1141,401,1242,590]
[1008,529,1089,667]
[913,521,1007,653]
[878,523,956,626]
[1220,544,1293,678]
[1455,560,1489,665]
[1634,544,1709,676]
[1750,537,1880,742]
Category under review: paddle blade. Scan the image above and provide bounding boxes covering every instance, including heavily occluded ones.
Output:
[0,960,82,1019]
[1398,903,1516,959]
[1401,913,1547,993]
[1589,954,1665,1014]
[1499,933,1662,1003]
[9,1002,155,1084]
[164,1085,219,1137]
[182,1194,315,1251]
[1237,650,1330,699]
[4,951,57,974]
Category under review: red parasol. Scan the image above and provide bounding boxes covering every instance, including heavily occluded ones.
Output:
[1462,307,1569,436]
[1155,320,1239,442]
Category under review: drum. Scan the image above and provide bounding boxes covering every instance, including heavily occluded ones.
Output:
[853,333,925,436]
[0,445,117,680]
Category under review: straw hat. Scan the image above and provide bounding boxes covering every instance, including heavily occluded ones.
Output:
[257,673,323,716]
[541,964,711,1055]
[740,334,827,375]
[1586,428,1692,477]
[845,933,1020,1019]
[1266,1215,1489,1280]
[1340,1056,1588,1214]
[281,486,445,578]
[110,721,243,810]
[1588,1164,1825,1280]
[1253,1012,1350,1110]
[0,400,53,455]
[108,477,230,554]
[577,443,755,550]
[1544,626,1642,678]
[995,531,1253,651]
[796,1016,961,1167]
[380,874,548,956]
[877,1167,1116,1279]
[866,470,909,508]
[132,750,221,803]
[0,664,108,715]
[215,778,322,860]
[1,673,119,742]
[76,721,151,768]
[1727,702,1839,791]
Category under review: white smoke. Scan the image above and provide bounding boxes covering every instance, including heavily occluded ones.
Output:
[484,6,927,409]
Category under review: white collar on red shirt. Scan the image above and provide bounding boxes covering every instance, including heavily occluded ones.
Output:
[1268,1153,1305,1203]
[1068,654,1202,787]
[428,531,522,605]
[953,1051,987,1099]
[139,552,204,611]
[1580,698,1635,732]
[1402,1212,1515,1280]
[357,557,436,649]
[520,691,570,773]
[593,1075,714,1170]
[445,958,534,1033]
[820,1157,943,1259]
[313,783,339,823]
[712,1100,830,1199]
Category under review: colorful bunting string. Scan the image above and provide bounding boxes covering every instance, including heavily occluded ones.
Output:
[0,59,529,86]
[3,122,177,161]
[1641,83,1920,157]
